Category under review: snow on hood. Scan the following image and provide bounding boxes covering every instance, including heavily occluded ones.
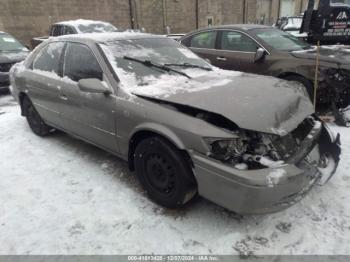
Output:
[128,69,314,135]
[291,45,350,66]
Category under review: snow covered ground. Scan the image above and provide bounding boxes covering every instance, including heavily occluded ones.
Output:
[0,94,350,255]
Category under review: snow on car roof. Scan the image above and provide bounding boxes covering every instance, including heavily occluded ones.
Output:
[55,19,113,27]
[56,31,161,43]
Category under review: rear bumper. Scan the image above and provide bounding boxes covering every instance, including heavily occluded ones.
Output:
[190,125,341,214]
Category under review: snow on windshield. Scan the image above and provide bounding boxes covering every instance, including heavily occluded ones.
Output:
[100,38,241,98]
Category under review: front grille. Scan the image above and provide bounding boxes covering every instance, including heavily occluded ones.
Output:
[0,62,15,72]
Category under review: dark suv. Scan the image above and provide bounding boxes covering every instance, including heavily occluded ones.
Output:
[0,32,28,93]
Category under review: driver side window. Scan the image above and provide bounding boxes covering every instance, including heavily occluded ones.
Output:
[220,31,259,52]
[190,31,217,49]
[63,43,103,82]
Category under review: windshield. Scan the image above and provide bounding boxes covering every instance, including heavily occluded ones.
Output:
[255,28,310,51]
[78,23,117,33]
[100,37,211,82]
[0,34,26,52]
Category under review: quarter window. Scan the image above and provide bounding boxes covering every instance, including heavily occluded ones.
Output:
[190,31,217,49]
[220,31,259,52]
[33,42,65,75]
[64,43,103,82]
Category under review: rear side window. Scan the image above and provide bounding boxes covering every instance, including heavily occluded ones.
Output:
[33,42,65,75]
[52,25,63,36]
[63,43,103,82]
[220,31,258,52]
[190,31,217,49]
[63,26,75,35]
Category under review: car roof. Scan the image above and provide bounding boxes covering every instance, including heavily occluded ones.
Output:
[182,24,273,37]
[207,24,272,31]
[54,32,164,44]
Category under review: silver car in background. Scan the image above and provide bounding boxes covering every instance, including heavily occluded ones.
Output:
[10,33,341,214]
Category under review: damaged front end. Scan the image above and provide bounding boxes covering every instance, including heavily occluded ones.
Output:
[194,116,341,213]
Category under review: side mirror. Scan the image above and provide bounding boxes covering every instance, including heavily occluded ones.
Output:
[78,78,111,95]
[254,48,266,63]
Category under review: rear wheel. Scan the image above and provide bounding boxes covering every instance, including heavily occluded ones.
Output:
[23,96,52,136]
[134,136,197,208]
[283,75,314,100]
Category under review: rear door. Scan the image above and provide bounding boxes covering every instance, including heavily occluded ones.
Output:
[59,42,118,152]
[25,41,66,128]
[216,30,262,72]
[181,30,221,66]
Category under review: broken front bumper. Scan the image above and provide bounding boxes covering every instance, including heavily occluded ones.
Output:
[190,125,341,214]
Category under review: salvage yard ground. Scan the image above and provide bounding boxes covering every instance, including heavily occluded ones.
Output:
[0,94,350,255]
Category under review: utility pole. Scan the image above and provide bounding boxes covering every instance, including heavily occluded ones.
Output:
[128,0,135,29]
[277,0,281,18]
[196,0,199,29]
[243,0,246,23]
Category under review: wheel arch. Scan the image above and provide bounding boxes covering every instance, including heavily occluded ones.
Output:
[278,72,312,83]
[127,125,192,171]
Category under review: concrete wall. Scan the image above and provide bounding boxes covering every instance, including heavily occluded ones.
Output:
[0,0,311,46]
[0,0,131,45]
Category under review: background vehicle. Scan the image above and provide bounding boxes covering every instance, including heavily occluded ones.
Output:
[179,25,350,124]
[274,16,307,40]
[301,0,350,44]
[30,19,117,49]
[0,32,29,93]
[10,33,340,214]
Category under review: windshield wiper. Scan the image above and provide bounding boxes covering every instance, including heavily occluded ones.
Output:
[123,56,191,79]
[164,62,212,71]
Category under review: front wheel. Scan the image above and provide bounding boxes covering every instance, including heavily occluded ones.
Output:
[134,136,197,208]
[23,96,52,136]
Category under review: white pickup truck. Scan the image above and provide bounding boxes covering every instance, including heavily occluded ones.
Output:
[30,19,118,49]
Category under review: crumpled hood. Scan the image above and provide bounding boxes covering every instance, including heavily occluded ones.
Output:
[291,46,350,68]
[0,50,29,64]
[132,70,314,135]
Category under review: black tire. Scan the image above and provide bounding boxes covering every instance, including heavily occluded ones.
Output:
[22,96,52,136]
[283,75,314,100]
[134,136,197,208]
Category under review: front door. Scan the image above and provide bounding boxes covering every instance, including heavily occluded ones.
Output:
[58,42,118,153]
[217,30,266,74]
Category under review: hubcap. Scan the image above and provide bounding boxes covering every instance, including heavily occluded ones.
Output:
[145,153,176,195]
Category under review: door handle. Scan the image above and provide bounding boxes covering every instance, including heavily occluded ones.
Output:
[60,94,68,101]
[216,56,227,61]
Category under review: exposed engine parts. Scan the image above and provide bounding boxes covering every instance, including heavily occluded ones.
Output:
[207,117,322,170]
